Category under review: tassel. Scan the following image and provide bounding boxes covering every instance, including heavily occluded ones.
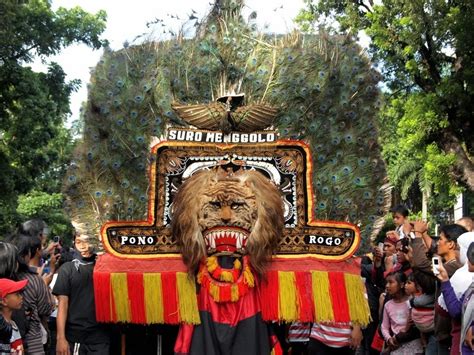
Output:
[143,273,164,323]
[210,282,220,302]
[344,273,371,326]
[278,271,298,321]
[260,270,279,320]
[329,272,350,323]
[219,270,234,282]
[93,272,112,322]
[295,271,313,322]
[231,284,239,302]
[161,273,179,324]
[127,273,146,324]
[233,258,242,270]
[311,271,334,322]
[176,272,200,324]
[206,256,218,272]
[111,273,131,322]
[243,265,255,287]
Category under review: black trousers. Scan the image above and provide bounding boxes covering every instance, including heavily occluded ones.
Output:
[290,341,309,355]
[69,342,110,355]
[308,338,354,355]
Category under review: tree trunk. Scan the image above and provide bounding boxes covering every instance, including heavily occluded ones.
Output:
[422,189,429,221]
[440,130,474,190]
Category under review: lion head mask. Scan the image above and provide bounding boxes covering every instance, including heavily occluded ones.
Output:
[171,167,284,277]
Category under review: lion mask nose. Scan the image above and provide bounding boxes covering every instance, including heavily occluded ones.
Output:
[220,205,232,223]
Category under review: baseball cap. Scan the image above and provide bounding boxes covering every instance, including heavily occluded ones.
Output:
[0,279,28,298]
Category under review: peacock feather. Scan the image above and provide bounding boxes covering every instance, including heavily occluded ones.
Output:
[64,0,390,252]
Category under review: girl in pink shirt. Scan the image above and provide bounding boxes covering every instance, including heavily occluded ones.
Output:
[382,271,423,354]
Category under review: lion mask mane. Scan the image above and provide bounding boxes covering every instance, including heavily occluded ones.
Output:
[171,168,284,276]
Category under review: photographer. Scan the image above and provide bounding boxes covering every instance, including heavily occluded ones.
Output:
[407,222,466,354]
[372,232,400,291]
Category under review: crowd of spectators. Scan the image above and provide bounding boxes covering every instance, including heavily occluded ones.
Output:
[285,208,474,355]
[1,211,473,355]
[0,220,108,355]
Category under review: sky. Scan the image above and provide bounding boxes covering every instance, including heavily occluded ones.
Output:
[32,0,306,126]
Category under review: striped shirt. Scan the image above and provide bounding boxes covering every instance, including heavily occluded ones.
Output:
[288,322,311,342]
[310,322,352,348]
[18,270,54,355]
[411,307,435,333]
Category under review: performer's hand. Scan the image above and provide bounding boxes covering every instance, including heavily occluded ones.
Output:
[56,337,70,355]
[350,325,363,349]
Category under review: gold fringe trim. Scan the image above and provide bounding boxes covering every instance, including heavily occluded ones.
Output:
[311,271,334,322]
[345,273,371,327]
[143,273,164,323]
[111,273,131,322]
[176,272,200,324]
[278,271,299,321]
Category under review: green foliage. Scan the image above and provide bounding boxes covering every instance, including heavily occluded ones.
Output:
[296,0,474,211]
[17,191,74,243]
[17,191,62,216]
[0,0,107,236]
[0,0,106,62]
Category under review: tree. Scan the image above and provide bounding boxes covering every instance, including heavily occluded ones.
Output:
[0,0,107,236]
[296,0,474,202]
[17,191,74,244]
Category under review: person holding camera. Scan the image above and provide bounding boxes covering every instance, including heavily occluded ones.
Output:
[436,241,474,354]
[408,222,467,355]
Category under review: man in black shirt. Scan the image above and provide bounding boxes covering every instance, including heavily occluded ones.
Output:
[53,235,109,355]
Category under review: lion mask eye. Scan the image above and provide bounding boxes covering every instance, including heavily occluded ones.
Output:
[209,201,221,209]
[231,202,245,210]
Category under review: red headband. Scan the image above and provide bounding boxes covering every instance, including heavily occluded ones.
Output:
[384,234,399,246]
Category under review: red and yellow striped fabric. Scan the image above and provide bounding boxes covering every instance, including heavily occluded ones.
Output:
[93,254,370,326]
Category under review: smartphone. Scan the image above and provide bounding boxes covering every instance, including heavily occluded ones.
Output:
[53,236,60,243]
[401,237,410,253]
[378,242,384,251]
[432,256,440,275]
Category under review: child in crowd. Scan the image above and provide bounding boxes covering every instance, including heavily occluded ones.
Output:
[391,205,409,239]
[405,273,436,353]
[0,278,28,355]
[381,271,423,354]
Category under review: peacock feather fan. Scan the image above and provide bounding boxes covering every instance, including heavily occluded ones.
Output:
[64,0,390,252]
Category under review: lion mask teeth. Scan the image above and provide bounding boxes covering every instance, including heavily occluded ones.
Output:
[203,228,248,253]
